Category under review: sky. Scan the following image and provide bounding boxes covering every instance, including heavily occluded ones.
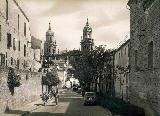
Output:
[17,0,130,51]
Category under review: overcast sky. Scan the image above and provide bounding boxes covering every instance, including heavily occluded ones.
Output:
[17,0,130,51]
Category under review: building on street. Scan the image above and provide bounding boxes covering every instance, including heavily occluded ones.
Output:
[0,0,32,70]
[0,0,42,113]
[114,39,130,101]
[30,36,43,72]
[128,0,160,115]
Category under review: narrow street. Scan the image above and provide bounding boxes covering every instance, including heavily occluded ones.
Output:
[27,89,112,116]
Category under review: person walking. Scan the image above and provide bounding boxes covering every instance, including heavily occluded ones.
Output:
[55,89,59,105]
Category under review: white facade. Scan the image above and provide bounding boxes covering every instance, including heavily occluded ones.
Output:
[114,39,130,101]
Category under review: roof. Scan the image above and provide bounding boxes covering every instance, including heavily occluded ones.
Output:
[31,36,42,49]
[13,0,29,22]
[116,39,130,52]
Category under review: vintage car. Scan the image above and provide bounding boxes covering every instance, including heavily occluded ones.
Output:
[84,92,97,105]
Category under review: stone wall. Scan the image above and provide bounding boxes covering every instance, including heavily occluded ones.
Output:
[129,0,160,115]
[0,66,42,113]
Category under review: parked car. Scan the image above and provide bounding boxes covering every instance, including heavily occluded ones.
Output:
[77,88,82,94]
[73,86,78,91]
[84,92,97,105]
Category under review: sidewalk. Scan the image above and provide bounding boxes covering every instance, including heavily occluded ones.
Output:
[1,89,66,116]
[0,99,43,116]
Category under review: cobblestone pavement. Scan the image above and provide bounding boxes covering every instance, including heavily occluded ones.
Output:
[27,89,112,116]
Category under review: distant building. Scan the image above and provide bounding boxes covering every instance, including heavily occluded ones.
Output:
[0,0,32,70]
[43,22,57,67]
[114,39,130,101]
[128,0,160,115]
[80,19,94,52]
[31,36,43,72]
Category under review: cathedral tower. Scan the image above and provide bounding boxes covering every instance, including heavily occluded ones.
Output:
[81,19,94,52]
[44,22,57,56]
[43,22,57,67]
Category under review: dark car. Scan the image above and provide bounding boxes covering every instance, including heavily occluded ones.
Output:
[72,86,78,91]
[84,92,97,105]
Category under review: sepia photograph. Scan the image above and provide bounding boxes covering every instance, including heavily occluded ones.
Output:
[0,0,159,116]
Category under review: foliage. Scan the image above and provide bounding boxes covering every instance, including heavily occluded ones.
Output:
[141,0,155,11]
[42,68,60,86]
[68,46,114,91]
[7,68,21,87]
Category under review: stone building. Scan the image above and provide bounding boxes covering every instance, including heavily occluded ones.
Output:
[0,0,32,70]
[81,19,94,52]
[114,39,130,101]
[43,22,57,67]
[128,0,160,115]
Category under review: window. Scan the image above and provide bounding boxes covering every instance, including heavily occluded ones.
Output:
[7,33,12,48]
[17,59,20,69]
[6,52,7,58]
[24,44,26,57]
[13,38,16,50]
[125,48,126,55]
[6,60,7,66]
[6,0,8,21]
[11,57,13,65]
[50,37,52,42]
[0,25,1,41]
[23,60,26,68]
[119,53,120,58]
[148,41,153,68]
[0,54,5,66]
[24,22,26,36]
[18,41,20,51]
[135,50,138,67]
[18,14,19,31]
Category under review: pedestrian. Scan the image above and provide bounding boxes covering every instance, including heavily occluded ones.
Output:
[55,89,59,105]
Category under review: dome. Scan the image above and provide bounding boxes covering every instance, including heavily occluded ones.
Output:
[83,18,92,33]
[46,22,54,36]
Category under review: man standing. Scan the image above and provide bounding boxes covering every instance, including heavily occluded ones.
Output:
[55,87,59,105]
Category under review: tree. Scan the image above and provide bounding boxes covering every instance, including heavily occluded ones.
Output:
[68,46,114,93]
[42,67,60,87]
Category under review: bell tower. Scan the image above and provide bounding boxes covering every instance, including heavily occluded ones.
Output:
[81,19,94,52]
[44,22,57,56]
[43,22,57,67]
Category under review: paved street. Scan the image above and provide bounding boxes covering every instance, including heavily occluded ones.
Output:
[27,89,112,116]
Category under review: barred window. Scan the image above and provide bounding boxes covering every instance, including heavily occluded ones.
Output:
[24,44,26,57]
[18,41,20,51]
[11,57,13,65]
[7,33,12,48]
[13,38,16,50]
